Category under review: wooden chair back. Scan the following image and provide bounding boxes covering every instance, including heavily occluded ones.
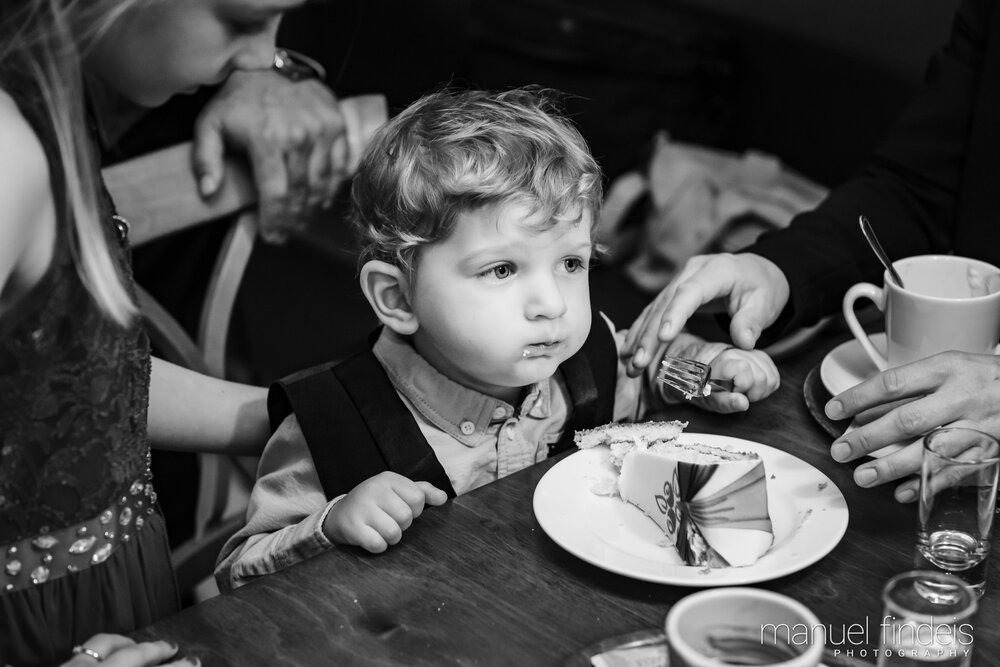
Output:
[103,141,257,597]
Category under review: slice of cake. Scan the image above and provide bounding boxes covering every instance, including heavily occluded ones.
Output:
[576,422,773,568]
[575,420,688,468]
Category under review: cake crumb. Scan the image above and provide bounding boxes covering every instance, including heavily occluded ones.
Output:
[817,481,828,491]
[770,474,776,480]
[698,566,712,575]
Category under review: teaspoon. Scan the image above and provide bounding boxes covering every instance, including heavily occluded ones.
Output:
[859,215,905,288]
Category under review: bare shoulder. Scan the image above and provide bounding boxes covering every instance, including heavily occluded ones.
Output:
[0,90,51,195]
[0,88,57,299]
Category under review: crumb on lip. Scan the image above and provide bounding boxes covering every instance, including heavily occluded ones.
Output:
[522,341,561,358]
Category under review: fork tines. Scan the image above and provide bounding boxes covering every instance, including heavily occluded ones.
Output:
[657,356,710,399]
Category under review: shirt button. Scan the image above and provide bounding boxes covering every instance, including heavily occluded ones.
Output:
[491,407,507,420]
[460,421,475,435]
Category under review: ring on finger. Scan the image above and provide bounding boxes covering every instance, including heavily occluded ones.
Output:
[72,645,104,662]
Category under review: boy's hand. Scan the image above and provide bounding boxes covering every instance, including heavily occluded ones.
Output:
[693,347,780,414]
[323,471,448,553]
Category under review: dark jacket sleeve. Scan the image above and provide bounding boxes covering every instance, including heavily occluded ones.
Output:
[748,0,993,337]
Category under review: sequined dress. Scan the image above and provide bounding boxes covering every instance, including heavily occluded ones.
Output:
[0,72,179,665]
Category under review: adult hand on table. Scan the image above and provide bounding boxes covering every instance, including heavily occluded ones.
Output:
[64,634,197,666]
[622,253,790,377]
[192,68,347,244]
[826,351,1000,502]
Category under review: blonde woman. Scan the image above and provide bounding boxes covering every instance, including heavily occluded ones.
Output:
[0,1,310,664]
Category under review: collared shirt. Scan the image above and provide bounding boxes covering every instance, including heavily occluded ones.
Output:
[216,318,723,591]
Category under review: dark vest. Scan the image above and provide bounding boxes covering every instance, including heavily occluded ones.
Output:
[267,311,617,499]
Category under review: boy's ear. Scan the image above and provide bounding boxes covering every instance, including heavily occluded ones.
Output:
[360,260,419,335]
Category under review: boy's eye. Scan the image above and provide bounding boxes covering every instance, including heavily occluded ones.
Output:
[481,264,514,280]
[563,257,588,273]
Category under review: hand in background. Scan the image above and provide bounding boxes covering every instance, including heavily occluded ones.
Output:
[825,351,1000,502]
[622,253,790,377]
[192,69,346,244]
[63,635,197,666]
[323,472,448,553]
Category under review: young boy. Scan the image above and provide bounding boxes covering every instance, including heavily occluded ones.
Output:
[215,88,779,591]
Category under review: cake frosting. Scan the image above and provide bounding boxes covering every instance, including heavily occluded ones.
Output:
[575,421,774,567]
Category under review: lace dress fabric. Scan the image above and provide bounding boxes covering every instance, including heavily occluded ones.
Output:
[0,69,178,666]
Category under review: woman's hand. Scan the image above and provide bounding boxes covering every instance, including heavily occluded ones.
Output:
[193,69,346,243]
[622,253,790,377]
[825,351,1000,502]
[64,635,197,666]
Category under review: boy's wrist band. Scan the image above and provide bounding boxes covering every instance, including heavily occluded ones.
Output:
[272,48,327,82]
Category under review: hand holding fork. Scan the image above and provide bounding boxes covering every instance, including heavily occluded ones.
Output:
[657,356,735,399]
[655,348,781,413]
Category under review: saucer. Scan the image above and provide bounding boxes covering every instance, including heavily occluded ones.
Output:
[820,333,886,397]
[819,333,905,458]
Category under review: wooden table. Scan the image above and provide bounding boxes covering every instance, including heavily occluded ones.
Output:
[135,330,1000,666]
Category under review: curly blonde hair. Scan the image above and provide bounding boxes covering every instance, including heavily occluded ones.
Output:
[351,87,603,278]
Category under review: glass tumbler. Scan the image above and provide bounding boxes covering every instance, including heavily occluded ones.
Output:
[877,570,977,667]
[915,427,999,597]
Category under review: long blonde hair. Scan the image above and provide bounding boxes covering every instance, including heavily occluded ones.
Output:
[2,0,142,326]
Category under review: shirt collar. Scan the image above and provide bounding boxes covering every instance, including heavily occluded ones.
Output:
[372,328,553,446]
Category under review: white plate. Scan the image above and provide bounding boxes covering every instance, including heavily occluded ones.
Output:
[819,333,906,458]
[534,434,849,586]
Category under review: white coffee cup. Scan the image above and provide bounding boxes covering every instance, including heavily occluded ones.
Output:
[665,588,824,667]
[842,255,1000,372]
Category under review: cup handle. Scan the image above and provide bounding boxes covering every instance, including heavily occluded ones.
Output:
[842,282,889,372]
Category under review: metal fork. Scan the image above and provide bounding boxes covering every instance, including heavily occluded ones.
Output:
[657,356,735,399]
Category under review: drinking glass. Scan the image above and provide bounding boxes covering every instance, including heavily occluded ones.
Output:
[916,427,1000,597]
[877,570,977,667]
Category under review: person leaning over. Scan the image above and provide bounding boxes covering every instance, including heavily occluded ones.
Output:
[0,0,312,664]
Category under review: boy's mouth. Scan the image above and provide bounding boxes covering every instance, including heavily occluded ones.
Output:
[522,341,561,358]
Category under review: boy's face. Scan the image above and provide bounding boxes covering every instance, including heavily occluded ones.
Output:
[86,0,304,107]
[409,202,593,403]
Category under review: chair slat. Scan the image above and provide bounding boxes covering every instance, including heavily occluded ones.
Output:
[104,142,256,245]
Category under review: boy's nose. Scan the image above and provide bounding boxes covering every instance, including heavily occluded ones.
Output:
[525,279,567,320]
